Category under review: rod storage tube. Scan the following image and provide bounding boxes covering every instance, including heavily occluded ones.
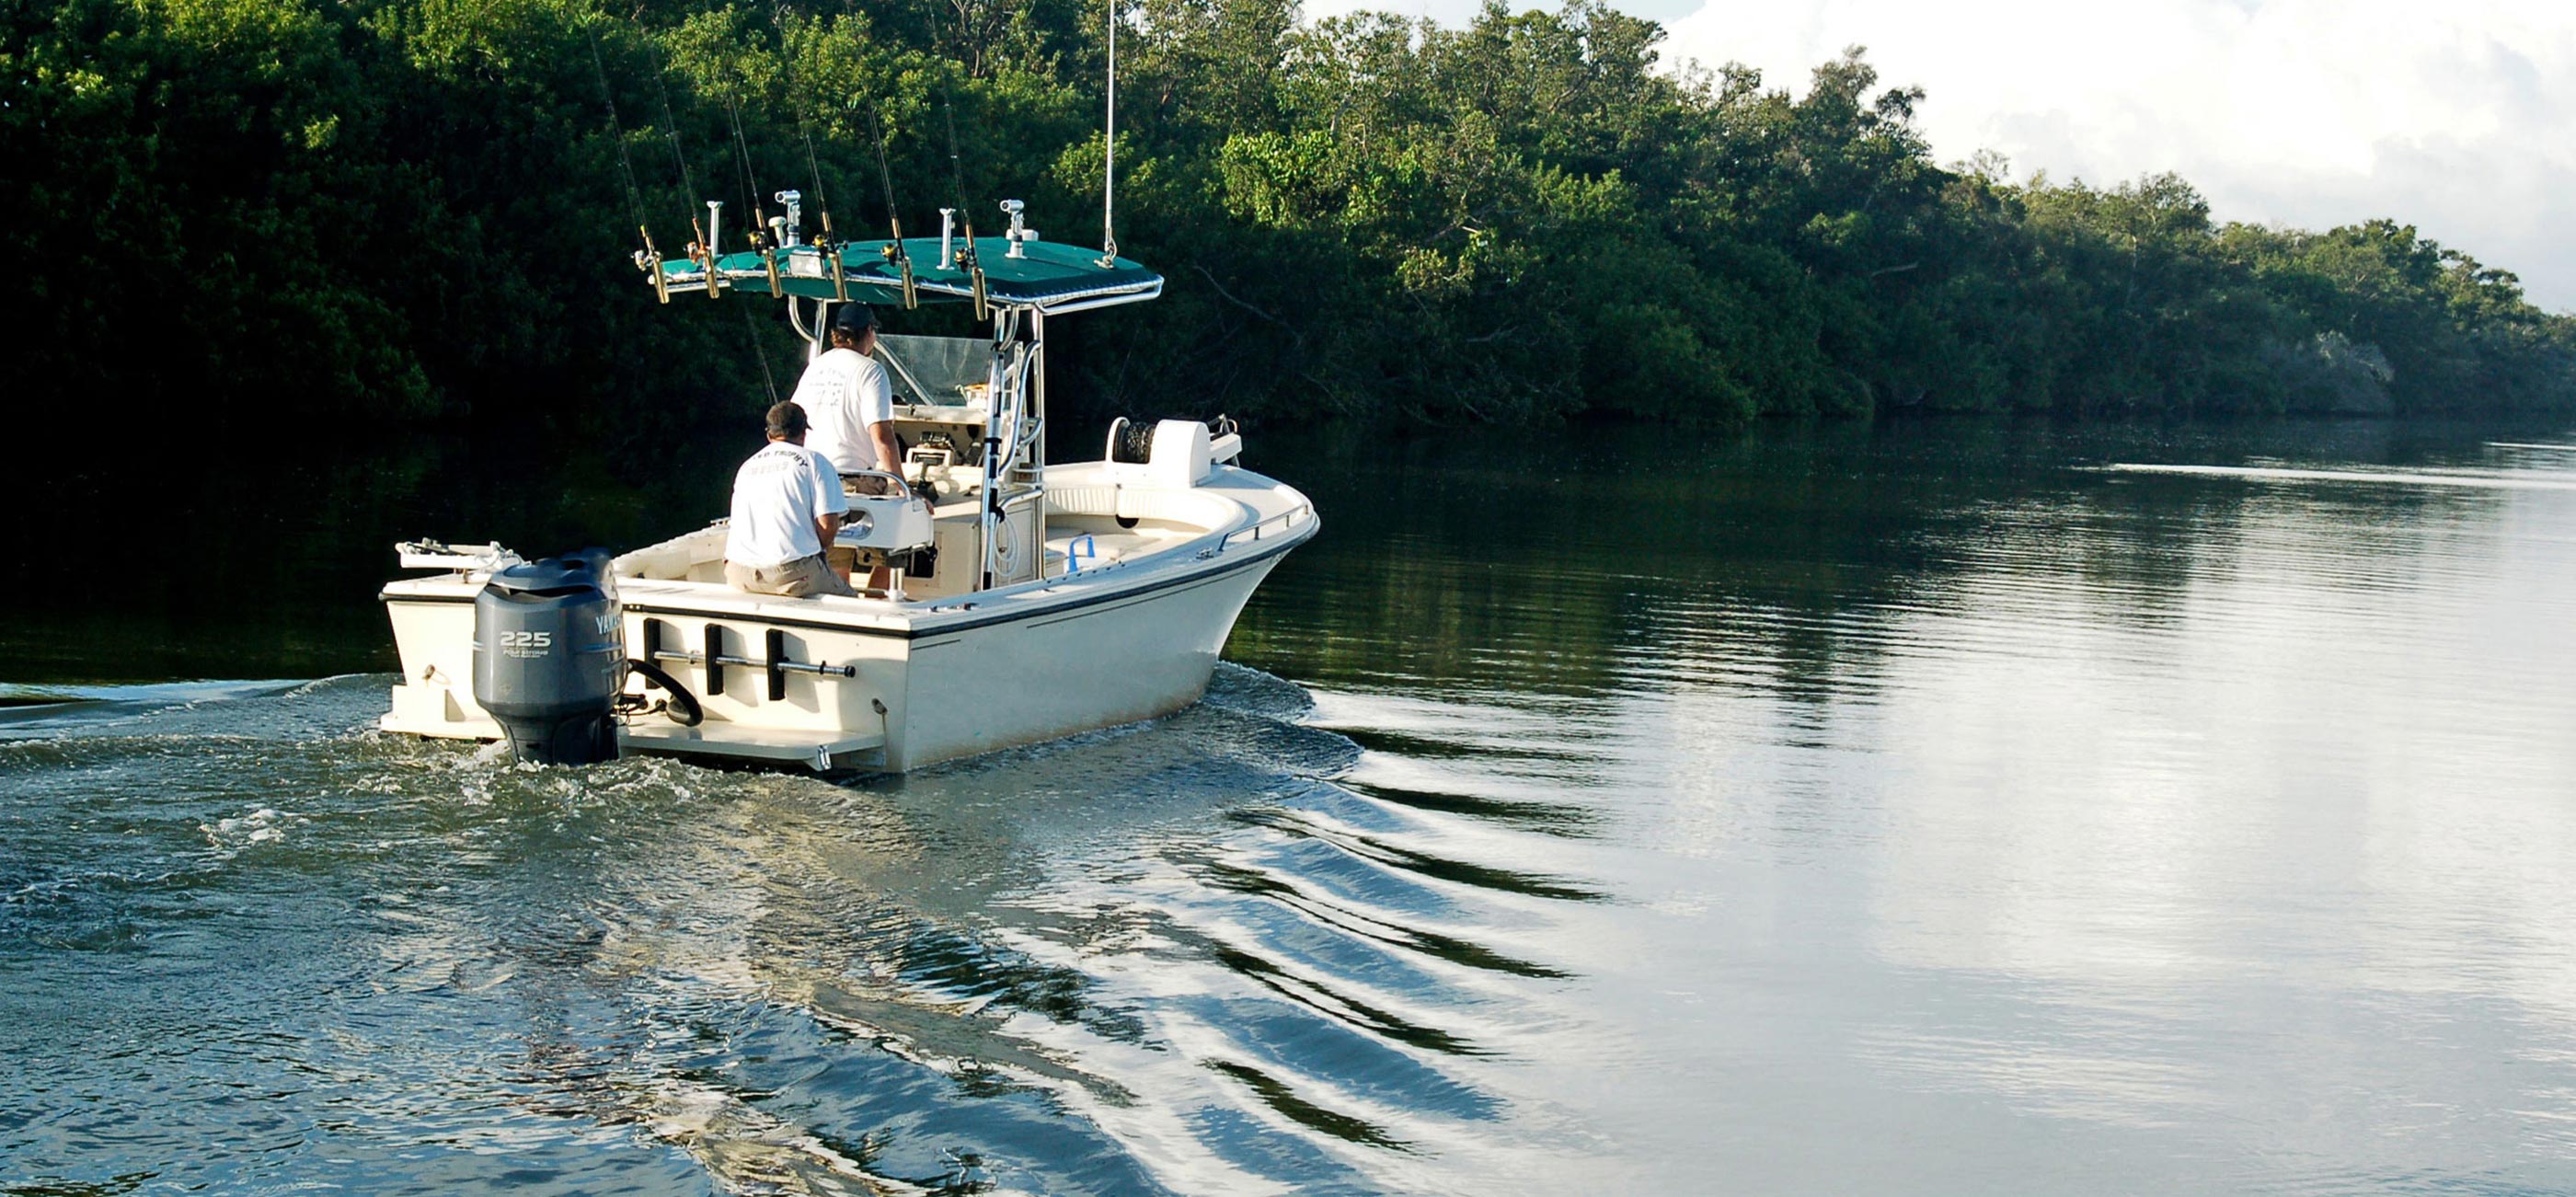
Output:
[641,618,861,695]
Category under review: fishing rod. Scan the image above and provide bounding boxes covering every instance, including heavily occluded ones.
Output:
[944,99,990,323]
[865,100,919,310]
[722,94,765,248]
[721,91,788,301]
[637,32,724,305]
[765,10,845,303]
[582,23,678,305]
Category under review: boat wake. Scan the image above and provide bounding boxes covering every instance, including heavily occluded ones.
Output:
[0,662,1609,1196]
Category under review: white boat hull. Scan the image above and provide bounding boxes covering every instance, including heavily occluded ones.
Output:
[891,550,1283,765]
[381,462,1314,772]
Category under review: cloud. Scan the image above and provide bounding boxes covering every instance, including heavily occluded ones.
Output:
[1659,0,2576,311]
[1301,0,2576,312]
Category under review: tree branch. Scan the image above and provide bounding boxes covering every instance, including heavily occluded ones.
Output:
[1193,263,1298,343]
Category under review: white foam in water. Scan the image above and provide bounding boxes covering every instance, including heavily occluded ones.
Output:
[201,807,293,850]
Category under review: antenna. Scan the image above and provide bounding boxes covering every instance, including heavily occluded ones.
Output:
[1098,0,1119,267]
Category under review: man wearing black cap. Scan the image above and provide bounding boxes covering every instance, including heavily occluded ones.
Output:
[722,401,858,598]
[793,303,902,489]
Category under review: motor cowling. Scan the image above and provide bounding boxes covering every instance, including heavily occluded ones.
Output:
[472,550,625,765]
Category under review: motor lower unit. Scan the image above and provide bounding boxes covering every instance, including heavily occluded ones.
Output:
[472,551,625,765]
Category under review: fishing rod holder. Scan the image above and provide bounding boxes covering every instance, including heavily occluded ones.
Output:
[641,618,858,703]
[633,228,670,304]
[688,202,727,301]
[940,208,958,269]
[880,238,920,309]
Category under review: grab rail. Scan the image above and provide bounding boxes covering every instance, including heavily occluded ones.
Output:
[1210,502,1314,555]
[837,470,915,501]
[965,500,1315,593]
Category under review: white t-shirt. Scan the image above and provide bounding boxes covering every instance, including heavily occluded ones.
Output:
[725,441,848,568]
[791,347,893,476]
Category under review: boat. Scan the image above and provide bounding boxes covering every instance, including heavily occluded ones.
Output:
[377,200,1318,771]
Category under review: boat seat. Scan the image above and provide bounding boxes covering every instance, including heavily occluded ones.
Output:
[613,527,728,581]
[1046,484,1121,517]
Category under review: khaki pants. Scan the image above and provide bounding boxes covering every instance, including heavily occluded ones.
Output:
[724,554,857,598]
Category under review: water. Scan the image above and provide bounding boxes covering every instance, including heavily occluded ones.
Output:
[7,419,2576,1194]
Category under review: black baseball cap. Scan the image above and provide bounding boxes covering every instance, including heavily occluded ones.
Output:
[829,304,877,334]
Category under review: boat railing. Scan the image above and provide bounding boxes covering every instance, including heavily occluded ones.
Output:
[397,538,523,575]
[932,499,1311,605]
[1210,502,1315,556]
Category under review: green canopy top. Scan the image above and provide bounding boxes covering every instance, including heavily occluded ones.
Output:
[650,236,1160,314]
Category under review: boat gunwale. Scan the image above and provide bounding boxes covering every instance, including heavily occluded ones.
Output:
[379,507,1316,641]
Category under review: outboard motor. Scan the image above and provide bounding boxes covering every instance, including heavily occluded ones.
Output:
[472,550,625,765]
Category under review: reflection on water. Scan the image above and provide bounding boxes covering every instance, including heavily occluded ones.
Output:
[7,418,2576,1193]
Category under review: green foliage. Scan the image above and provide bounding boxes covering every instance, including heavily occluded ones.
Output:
[6,0,2570,441]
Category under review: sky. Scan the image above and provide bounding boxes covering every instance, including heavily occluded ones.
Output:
[1303,0,2576,314]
